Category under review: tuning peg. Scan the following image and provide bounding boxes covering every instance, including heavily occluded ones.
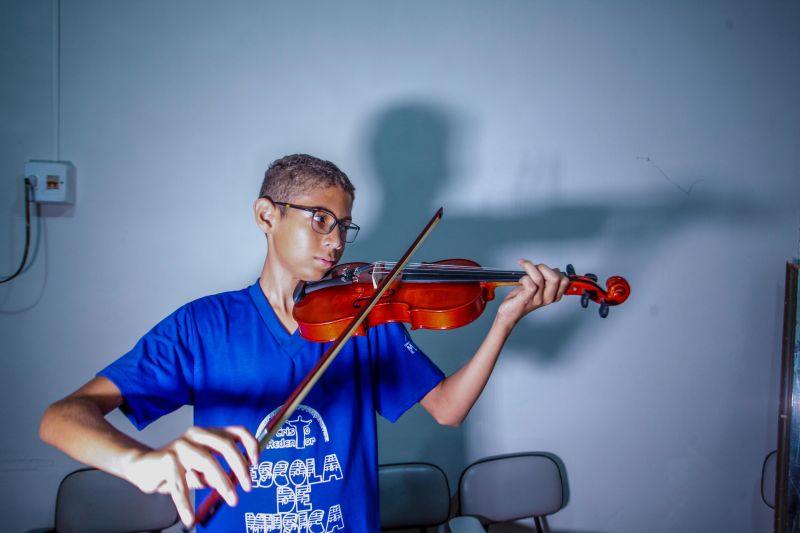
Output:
[566,264,576,276]
[599,301,609,318]
[580,290,590,308]
[584,273,598,282]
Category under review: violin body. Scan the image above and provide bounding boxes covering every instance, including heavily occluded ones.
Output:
[294,259,494,342]
[293,259,630,343]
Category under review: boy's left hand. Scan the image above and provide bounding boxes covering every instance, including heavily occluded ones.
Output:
[496,259,569,327]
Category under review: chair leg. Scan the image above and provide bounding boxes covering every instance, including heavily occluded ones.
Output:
[534,516,543,533]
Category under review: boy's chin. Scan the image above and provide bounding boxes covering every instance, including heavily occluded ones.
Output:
[302,267,334,283]
[298,259,340,283]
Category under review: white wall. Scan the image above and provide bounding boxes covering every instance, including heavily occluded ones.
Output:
[2,1,798,532]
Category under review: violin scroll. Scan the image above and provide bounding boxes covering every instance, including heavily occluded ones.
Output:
[564,264,630,318]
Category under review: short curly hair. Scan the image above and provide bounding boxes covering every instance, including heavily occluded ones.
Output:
[259,154,355,207]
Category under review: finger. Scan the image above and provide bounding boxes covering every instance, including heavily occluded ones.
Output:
[518,273,537,295]
[167,453,194,527]
[519,259,544,290]
[174,438,238,506]
[519,274,542,307]
[556,272,570,301]
[188,427,253,493]
[185,469,204,490]
[538,265,562,304]
[223,426,260,467]
[547,267,568,302]
[519,260,544,306]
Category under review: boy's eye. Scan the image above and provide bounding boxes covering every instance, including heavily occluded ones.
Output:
[312,211,334,231]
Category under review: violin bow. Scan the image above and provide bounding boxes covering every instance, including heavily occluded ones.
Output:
[191,207,444,529]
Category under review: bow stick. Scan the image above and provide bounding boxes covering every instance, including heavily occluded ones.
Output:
[190,207,444,529]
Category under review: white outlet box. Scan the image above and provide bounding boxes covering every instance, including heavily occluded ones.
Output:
[24,160,76,204]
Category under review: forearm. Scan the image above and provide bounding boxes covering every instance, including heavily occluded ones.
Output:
[423,316,514,426]
[40,397,150,480]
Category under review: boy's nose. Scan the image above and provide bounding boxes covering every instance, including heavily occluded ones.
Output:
[322,228,344,250]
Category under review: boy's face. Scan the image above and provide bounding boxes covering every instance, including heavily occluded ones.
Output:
[258,185,354,282]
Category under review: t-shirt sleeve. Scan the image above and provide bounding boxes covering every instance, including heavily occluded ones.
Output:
[371,322,445,423]
[97,304,196,430]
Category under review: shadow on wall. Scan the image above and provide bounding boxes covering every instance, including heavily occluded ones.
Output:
[363,101,771,487]
[362,101,770,361]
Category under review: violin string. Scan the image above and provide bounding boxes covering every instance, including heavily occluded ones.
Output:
[371,261,572,275]
[372,263,518,274]
[408,263,515,271]
[370,261,526,278]
[366,261,599,288]
[374,268,523,277]
[372,261,527,273]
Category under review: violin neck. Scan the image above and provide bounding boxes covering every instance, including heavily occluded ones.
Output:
[398,266,526,284]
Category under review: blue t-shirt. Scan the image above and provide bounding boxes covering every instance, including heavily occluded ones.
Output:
[99,281,445,533]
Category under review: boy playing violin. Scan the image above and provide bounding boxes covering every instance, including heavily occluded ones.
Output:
[40,154,568,532]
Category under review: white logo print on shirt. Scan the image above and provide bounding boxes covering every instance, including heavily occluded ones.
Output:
[245,404,345,532]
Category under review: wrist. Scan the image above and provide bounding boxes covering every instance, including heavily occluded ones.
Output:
[491,313,517,336]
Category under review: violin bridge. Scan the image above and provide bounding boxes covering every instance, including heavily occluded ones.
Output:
[371,261,381,288]
[369,261,395,289]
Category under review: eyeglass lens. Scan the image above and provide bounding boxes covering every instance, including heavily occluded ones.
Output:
[311,210,359,243]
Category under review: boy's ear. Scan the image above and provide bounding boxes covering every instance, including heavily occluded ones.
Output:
[254,197,278,234]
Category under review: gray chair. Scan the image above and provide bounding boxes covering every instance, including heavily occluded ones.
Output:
[450,452,566,533]
[52,468,178,533]
[379,462,451,531]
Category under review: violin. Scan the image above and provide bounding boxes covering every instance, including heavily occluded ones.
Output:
[293,259,631,343]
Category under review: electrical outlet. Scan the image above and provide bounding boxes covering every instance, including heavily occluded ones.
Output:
[24,160,76,204]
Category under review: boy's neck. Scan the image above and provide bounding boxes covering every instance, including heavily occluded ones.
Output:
[258,259,300,333]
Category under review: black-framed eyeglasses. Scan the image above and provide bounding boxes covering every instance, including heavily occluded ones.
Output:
[266,197,360,243]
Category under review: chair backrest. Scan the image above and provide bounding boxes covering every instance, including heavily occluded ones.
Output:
[379,462,451,531]
[55,468,178,533]
[762,450,777,509]
[448,515,487,533]
[458,452,564,524]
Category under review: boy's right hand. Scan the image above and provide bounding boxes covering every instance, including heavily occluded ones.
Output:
[124,426,259,527]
